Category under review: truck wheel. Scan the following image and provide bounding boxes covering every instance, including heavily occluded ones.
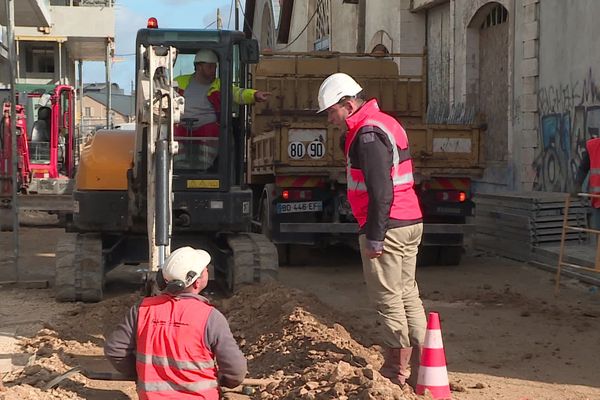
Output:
[260,198,272,239]
[438,246,463,266]
[259,196,289,265]
[55,233,104,302]
[417,246,439,266]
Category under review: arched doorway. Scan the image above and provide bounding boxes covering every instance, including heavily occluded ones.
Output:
[468,2,510,179]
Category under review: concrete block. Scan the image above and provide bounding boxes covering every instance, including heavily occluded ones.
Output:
[521,112,538,130]
[521,58,539,77]
[522,21,539,41]
[522,76,537,95]
[521,129,539,148]
[523,40,537,59]
[524,3,538,23]
[521,93,538,112]
[520,146,536,165]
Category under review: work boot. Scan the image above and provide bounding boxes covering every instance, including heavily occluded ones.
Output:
[379,347,412,387]
[406,345,423,389]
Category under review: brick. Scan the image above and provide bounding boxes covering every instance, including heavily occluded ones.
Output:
[522,21,539,41]
[521,94,538,112]
[521,58,539,77]
[523,40,537,59]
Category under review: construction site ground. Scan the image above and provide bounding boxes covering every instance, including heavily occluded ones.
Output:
[1,219,600,400]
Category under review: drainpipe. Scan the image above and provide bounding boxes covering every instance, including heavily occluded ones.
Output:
[58,41,63,84]
[357,0,366,53]
[105,40,112,129]
[6,0,19,278]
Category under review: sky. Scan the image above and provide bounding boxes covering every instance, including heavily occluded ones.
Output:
[83,0,239,94]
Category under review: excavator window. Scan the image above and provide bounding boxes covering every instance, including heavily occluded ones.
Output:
[173,50,223,173]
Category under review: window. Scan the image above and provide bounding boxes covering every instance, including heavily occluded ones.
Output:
[24,43,55,73]
[314,0,330,51]
[85,107,92,117]
[481,4,508,29]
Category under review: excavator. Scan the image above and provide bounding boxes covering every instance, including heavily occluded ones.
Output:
[1,85,76,230]
[54,20,278,302]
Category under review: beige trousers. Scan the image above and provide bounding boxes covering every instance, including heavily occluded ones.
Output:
[359,223,427,348]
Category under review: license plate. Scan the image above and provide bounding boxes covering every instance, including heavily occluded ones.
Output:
[276,201,323,214]
[436,206,461,215]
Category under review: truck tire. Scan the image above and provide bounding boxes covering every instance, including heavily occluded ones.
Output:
[438,246,463,266]
[260,196,289,265]
[55,233,104,302]
[417,246,439,266]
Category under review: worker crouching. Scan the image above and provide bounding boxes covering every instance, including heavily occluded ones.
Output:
[104,247,247,399]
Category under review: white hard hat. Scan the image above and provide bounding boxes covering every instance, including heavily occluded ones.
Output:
[317,73,363,113]
[162,246,211,288]
[194,49,218,64]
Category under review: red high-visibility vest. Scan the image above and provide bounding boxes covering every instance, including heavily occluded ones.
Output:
[136,294,219,400]
[344,99,422,228]
[587,138,600,208]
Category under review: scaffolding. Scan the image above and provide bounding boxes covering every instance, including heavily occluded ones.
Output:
[556,193,600,293]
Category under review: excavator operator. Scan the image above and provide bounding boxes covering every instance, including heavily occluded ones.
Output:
[174,49,269,170]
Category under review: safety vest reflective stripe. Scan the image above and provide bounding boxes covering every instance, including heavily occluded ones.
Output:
[136,353,216,371]
[346,121,414,190]
[591,168,600,174]
[174,74,255,104]
[347,169,413,192]
[138,380,219,393]
[393,172,414,185]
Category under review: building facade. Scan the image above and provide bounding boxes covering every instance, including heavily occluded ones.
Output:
[247,0,600,194]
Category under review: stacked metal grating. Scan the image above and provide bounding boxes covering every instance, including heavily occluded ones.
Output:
[474,192,588,261]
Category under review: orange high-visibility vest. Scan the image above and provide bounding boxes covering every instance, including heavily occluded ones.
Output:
[136,294,219,400]
[587,138,600,208]
[344,99,422,228]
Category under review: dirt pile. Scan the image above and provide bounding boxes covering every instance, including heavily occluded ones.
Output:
[1,284,423,400]
[218,284,421,400]
[1,293,139,400]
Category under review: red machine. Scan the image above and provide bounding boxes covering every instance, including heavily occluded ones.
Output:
[0,85,76,228]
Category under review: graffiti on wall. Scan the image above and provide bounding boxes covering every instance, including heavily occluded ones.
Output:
[533,69,600,192]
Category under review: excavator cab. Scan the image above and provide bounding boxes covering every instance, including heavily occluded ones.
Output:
[56,26,276,302]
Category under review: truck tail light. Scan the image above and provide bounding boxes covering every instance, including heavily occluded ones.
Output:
[435,191,467,202]
[281,189,312,201]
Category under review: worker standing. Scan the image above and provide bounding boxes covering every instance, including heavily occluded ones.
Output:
[104,246,247,399]
[317,73,426,389]
[575,136,600,229]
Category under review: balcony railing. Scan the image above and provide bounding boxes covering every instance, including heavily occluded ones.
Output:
[50,0,114,6]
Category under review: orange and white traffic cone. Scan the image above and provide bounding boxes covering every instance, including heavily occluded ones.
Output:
[416,311,451,399]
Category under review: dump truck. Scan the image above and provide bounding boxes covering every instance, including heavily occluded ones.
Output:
[248,52,484,265]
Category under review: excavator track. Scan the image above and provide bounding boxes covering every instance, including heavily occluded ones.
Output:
[225,232,278,292]
[55,233,104,302]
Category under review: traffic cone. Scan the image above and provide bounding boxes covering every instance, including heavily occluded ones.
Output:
[416,311,451,399]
